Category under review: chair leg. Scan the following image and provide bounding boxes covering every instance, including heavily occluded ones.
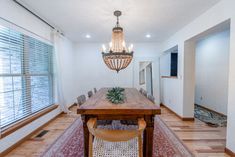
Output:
[89,133,93,157]
[138,135,143,157]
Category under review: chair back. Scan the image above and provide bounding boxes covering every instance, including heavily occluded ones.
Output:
[87,118,146,142]
[94,88,97,93]
[88,91,93,98]
[77,95,86,106]
[147,94,155,103]
[87,118,146,157]
[142,90,147,97]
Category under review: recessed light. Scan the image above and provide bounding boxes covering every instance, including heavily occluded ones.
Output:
[85,34,91,38]
[145,34,151,38]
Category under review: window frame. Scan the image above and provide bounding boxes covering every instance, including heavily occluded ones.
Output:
[0,24,55,133]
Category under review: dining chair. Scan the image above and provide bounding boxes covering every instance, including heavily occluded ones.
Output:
[142,90,147,97]
[94,88,97,93]
[120,119,137,125]
[88,91,93,98]
[87,118,146,157]
[147,94,155,103]
[139,88,143,94]
[77,95,86,106]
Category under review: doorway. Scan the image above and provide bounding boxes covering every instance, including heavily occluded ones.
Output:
[139,61,153,95]
[183,20,230,127]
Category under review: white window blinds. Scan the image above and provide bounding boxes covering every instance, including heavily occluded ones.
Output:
[0,25,54,130]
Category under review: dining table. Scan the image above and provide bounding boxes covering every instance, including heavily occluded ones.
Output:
[77,88,161,157]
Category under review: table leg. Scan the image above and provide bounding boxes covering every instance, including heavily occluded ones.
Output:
[82,115,89,157]
[143,116,154,157]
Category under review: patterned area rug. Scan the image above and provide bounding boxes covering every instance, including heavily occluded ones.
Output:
[194,104,227,127]
[42,116,194,157]
[41,117,84,157]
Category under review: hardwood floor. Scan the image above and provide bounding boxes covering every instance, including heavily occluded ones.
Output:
[160,107,229,157]
[4,106,229,157]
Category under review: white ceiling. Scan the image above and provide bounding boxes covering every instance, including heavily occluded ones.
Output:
[19,0,220,43]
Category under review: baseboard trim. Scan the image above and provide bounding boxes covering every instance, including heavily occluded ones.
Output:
[0,111,63,157]
[160,103,194,121]
[225,147,235,156]
[182,117,195,121]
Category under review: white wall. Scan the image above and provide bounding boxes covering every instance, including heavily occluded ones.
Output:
[195,30,230,115]
[160,53,171,77]
[74,43,133,95]
[161,0,235,152]
[159,50,183,115]
[74,43,162,104]
[161,78,182,115]
[0,0,76,153]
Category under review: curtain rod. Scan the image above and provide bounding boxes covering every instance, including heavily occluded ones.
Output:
[0,16,53,44]
[12,0,64,36]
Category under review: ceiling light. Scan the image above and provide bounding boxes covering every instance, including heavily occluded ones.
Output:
[85,34,91,38]
[101,10,133,73]
[145,34,151,38]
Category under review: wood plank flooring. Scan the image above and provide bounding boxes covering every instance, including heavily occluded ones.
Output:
[160,107,229,157]
[4,106,230,157]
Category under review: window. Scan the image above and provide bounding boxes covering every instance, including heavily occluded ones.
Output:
[170,53,178,76]
[160,44,178,78]
[0,25,54,130]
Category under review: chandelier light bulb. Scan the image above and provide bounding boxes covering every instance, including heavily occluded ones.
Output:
[128,46,131,52]
[109,42,112,50]
[128,44,133,52]
[102,44,106,52]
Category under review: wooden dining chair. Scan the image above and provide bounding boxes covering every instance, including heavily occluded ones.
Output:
[147,94,155,103]
[77,95,86,107]
[120,119,137,125]
[139,88,143,94]
[94,88,97,93]
[87,118,146,157]
[142,90,147,97]
[88,91,93,98]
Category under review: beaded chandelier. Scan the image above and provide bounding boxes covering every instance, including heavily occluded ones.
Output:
[102,10,134,73]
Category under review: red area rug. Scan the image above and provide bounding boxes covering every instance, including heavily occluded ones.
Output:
[41,116,194,157]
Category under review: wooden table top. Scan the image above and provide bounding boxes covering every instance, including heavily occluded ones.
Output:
[77,88,161,115]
